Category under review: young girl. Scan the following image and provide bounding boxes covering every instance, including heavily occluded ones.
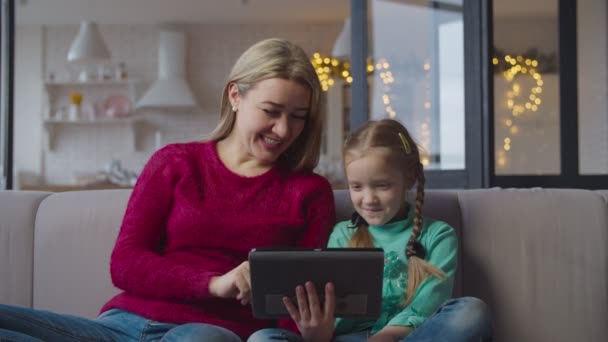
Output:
[248,119,492,342]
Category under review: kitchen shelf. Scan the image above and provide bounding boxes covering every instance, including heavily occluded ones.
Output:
[43,116,140,125]
[42,78,145,151]
[43,116,143,151]
[45,79,139,87]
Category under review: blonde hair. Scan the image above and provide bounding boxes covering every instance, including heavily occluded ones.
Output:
[209,38,323,171]
[344,119,445,306]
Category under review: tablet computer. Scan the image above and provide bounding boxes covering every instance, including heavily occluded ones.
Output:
[249,248,384,319]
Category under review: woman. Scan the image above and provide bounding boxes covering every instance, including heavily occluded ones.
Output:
[0,38,336,342]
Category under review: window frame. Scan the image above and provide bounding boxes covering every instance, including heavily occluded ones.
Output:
[0,0,15,190]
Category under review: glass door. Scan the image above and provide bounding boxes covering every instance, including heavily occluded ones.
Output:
[348,0,489,188]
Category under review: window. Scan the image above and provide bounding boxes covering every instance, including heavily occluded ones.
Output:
[493,0,560,175]
[491,0,608,188]
[349,0,489,188]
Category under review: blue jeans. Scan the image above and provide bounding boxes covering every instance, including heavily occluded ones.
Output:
[247,297,493,342]
[0,305,243,342]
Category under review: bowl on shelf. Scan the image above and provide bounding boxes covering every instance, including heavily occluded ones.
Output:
[103,94,131,118]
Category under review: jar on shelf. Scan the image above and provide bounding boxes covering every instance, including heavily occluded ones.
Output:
[97,64,111,81]
[68,91,83,121]
[115,62,127,80]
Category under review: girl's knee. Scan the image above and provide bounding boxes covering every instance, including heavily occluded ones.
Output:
[247,329,273,342]
[247,328,301,342]
[460,297,490,317]
[162,323,242,342]
[450,297,493,337]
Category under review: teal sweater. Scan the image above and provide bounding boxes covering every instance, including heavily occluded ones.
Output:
[328,207,457,334]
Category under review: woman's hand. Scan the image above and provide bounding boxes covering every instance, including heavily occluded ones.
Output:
[283,281,335,342]
[208,261,251,305]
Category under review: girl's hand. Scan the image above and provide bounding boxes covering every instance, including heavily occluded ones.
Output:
[208,261,251,305]
[283,282,335,342]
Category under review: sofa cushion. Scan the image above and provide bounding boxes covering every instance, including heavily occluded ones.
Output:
[0,191,49,307]
[33,190,131,318]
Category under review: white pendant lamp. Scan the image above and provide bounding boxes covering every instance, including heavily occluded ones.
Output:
[67,21,110,64]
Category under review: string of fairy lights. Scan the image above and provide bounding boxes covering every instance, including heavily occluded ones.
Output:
[375,58,395,118]
[311,52,432,166]
[492,54,544,168]
[420,59,431,166]
[311,52,433,165]
[311,51,544,170]
[310,52,356,91]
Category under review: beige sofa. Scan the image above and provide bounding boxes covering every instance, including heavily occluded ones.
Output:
[1,188,607,341]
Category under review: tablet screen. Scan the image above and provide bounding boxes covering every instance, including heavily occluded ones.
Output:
[249,248,384,319]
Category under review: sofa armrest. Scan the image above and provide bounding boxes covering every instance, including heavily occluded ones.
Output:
[0,191,50,307]
[458,188,608,341]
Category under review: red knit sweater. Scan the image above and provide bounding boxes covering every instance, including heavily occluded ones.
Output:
[100,141,336,339]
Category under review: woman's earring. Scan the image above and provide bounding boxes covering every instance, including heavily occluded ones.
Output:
[232,106,237,112]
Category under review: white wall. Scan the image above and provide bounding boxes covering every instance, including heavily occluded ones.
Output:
[15,22,341,185]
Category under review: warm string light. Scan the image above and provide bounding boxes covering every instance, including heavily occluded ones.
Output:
[311,53,346,91]
[493,55,544,168]
[420,59,432,166]
[312,53,432,165]
[375,58,396,118]
[311,52,373,91]
[312,54,432,165]
[374,58,431,166]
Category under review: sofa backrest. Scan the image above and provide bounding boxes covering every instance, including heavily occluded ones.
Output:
[30,189,464,318]
[32,190,129,318]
